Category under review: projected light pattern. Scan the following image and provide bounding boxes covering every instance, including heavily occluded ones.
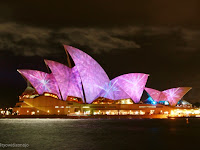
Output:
[67,66,84,100]
[146,94,157,105]
[96,80,130,100]
[45,60,84,100]
[18,70,61,99]
[64,45,110,104]
[145,87,192,106]
[112,73,149,103]
[162,87,192,106]
[144,88,161,102]
[158,92,167,101]
[45,60,71,100]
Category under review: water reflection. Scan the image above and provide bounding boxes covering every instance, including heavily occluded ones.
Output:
[0,118,199,150]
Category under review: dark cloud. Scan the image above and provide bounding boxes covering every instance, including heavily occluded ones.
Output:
[0,23,200,57]
[0,23,140,56]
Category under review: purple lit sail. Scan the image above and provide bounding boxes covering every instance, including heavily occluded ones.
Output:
[112,73,149,103]
[45,60,84,100]
[145,87,192,106]
[96,80,130,100]
[144,88,161,102]
[67,66,84,100]
[158,92,167,101]
[18,69,61,99]
[162,87,192,106]
[64,45,110,104]
[44,60,70,100]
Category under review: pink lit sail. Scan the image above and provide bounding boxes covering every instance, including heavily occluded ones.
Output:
[45,60,84,100]
[67,66,84,100]
[18,69,61,99]
[112,73,149,103]
[64,45,110,104]
[145,87,192,106]
[96,80,130,100]
[162,87,192,106]
[144,88,161,102]
[44,60,70,100]
[158,92,167,101]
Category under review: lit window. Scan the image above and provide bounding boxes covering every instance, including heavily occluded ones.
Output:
[164,111,168,114]
[135,111,139,115]
[106,111,111,115]
[84,110,90,115]
[150,110,155,115]
[140,110,145,115]
[83,106,90,108]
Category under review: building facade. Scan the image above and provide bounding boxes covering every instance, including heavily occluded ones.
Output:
[13,45,197,118]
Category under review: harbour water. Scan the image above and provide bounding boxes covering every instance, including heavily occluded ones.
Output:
[0,118,199,150]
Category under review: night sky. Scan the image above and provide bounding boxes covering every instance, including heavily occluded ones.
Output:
[1,0,200,108]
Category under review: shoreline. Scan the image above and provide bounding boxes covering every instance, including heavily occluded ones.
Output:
[0,114,199,119]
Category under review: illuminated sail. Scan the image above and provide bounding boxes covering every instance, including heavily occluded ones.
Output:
[162,87,192,106]
[113,73,149,103]
[96,80,130,100]
[145,87,192,106]
[18,69,61,99]
[144,88,161,102]
[64,45,110,103]
[45,60,83,100]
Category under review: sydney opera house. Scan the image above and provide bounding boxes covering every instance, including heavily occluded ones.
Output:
[13,45,199,118]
